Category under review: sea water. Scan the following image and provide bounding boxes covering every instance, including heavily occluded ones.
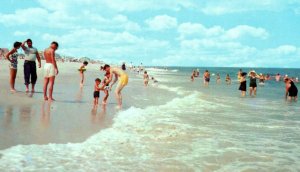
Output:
[0,67,300,171]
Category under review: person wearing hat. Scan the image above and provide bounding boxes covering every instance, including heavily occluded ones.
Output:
[248,70,259,96]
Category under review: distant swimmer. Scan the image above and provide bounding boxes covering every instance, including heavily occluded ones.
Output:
[284,78,298,101]
[203,70,210,86]
[191,70,196,82]
[43,41,59,101]
[275,73,281,82]
[258,73,265,86]
[237,69,243,80]
[151,77,158,83]
[248,70,259,96]
[78,61,88,87]
[216,73,221,84]
[5,41,22,92]
[103,64,129,109]
[143,71,149,86]
[225,74,231,85]
[239,72,247,97]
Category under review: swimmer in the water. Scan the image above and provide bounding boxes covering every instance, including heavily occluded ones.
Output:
[216,73,221,84]
[248,70,259,96]
[103,64,129,109]
[239,72,247,97]
[143,71,149,86]
[258,73,265,85]
[275,73,281,82]
[191,70,196,82]
[284,78,298,101]
[79,61,88,87]
[203,70,210,86]
[225,74,231,85]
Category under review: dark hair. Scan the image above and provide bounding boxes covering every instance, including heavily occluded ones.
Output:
[144,71,147,74]
[103,64,110,70]
[13,41,22,48]
[95,78,101,82]
[51,41,59,47]
[26,39,32,43]
[241,72,247,77]
[83,61,88,65]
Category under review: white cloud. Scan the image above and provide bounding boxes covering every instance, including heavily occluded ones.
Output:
[178,23,224,39]
[145,15,178,31]
[13,31,29,36]
[200,0,300,15]
[178,23,268,40]
[223,25,269,40]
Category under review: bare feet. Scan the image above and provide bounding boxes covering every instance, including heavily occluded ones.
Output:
[44,97,49,101]
[116,105,122,110]
[102,101,107,105]
[25,88,29,93]
[10,89,17,93]
[49,98,56,101]
[31,89,35,93]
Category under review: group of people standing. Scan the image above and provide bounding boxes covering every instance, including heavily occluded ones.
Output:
[5,39,130,109]
[5,39,59,101]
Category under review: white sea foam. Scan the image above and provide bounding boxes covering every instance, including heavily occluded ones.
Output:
[1,91,300,171]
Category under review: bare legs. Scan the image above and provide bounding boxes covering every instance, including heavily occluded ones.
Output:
[9,68,17,92]
[249,87,257,96]
[115,83,126,109]
[241,91,246,97]
[102,90,109,104]
[80,72,84,87]
[43,76,55,101]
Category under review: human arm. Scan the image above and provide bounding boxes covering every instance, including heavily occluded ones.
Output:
[21,41,27,51]
[51,50,59,75]
[36,50,41,68]
[285,84,290,99]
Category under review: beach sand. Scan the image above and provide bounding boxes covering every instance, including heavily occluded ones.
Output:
[0,59,175,150]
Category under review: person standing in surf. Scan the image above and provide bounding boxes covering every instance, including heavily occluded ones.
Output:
[248,71,259,97]
[103,64,129,109]
[43,42,59,101]
[21,39,41,93]
[284,78,298,101]
[239,72,247,97]
[5,41,22,92]
[203,70,210,86]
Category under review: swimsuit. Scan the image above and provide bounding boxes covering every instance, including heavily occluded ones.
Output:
[119,73,129,86]
[239,80,247,91]
[9,52,18,69]
[205,77,210,82]
[44,63,55,78]
[288,81,298,97]
[94,91,100,98]
[249,77,257,88]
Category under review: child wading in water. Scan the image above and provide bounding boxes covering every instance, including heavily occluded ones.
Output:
[102,73,110,105]
[79,61,88,87]
[93,78,104,107]
[225,74,231,85]
[239,72,247,97]
[143,71,149,86]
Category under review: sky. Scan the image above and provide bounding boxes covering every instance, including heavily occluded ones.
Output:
[1,0,300,67]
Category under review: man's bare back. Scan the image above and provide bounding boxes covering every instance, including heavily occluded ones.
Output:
[44,48,55,64]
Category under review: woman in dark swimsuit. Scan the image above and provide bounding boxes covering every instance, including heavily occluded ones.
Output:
[285,78,298,101]
[239,72,247,97]
[249,71,258,96]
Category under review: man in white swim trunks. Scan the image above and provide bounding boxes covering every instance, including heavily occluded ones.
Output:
[43,42,59,101]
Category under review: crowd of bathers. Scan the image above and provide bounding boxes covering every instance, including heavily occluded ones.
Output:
[191,68,298,101]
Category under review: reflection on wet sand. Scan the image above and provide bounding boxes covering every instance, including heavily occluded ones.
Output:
[4,106,13,127]
[91,105,107,125]
[41,102,51,128]
[76,87,84,102]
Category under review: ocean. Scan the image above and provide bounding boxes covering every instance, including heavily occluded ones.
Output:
[0,67,299,171]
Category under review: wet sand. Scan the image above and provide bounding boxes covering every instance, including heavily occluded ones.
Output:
[0,59,175,150]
